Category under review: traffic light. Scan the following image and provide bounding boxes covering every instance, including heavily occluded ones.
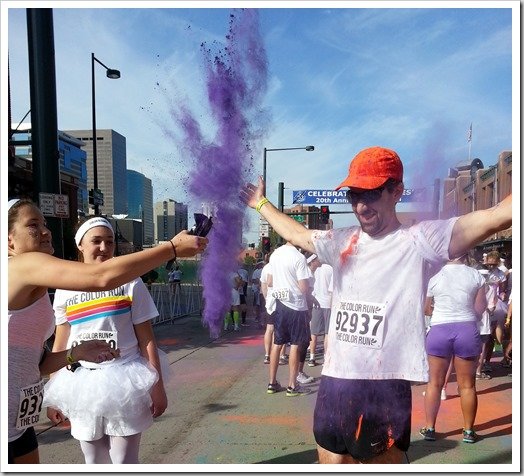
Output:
[88,189,94,205]
[262,237,271,254]
[320,206,330,224]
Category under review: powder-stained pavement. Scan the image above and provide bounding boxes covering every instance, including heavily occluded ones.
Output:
[35,313,515,469]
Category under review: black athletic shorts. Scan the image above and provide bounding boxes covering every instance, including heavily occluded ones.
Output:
[313,376,412,461]
[8,427,38,463]
[273,300,310,346]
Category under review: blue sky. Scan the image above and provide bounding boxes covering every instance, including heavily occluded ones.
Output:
[4,2,518,244]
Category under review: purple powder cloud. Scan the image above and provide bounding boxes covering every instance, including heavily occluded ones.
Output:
[167,10,270,337]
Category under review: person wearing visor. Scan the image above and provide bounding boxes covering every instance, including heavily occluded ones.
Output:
[241,146,512,464]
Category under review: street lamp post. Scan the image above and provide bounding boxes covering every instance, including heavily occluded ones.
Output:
[262,146,314,191]
[91,53,120,215]
[262,145,315,246]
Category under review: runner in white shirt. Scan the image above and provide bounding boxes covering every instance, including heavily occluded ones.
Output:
[251,261,264,325]
[420,256,487,443]
[481,251,508,372]
[242,145,512,464]
[237,264,249,325]
[44,217,170,464]
[266,243,313,396]
[306,255,333,367]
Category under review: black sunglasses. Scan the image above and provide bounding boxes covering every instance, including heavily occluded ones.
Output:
[346,185,386,205]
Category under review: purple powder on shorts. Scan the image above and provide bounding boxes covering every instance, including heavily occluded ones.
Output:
[169,10,269,336]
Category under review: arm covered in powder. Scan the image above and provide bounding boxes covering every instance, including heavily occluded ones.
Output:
[241,176,315,253]
[448,194,512,259]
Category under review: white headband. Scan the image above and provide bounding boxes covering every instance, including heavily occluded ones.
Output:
[8,199,21,211]
[74,217,114,246]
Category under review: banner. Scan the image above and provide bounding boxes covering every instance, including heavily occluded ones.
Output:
[292,188,429,205]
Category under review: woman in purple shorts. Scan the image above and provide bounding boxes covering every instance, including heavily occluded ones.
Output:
[420,255,487,443]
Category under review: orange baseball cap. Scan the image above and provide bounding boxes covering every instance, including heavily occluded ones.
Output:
[335,146,403,190]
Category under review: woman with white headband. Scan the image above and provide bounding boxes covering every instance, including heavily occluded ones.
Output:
[7,199,207,464]
[44,216,171,464]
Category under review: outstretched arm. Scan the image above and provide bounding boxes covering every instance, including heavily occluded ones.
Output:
[9,230,207,299]
[449,194,512,259]
[241,176,316,253]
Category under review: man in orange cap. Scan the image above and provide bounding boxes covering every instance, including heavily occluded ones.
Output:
[242,146,512,464]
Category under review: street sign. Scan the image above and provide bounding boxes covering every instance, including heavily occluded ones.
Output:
[54,194,69,218]
[39,193,55,216]
[292,188,429,205]
[93,188,104,206]
[259,223,269,233]
[291,214,304,223]
[39,193,69,218]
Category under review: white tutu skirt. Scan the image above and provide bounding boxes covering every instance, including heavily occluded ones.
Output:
[43,351,171,422]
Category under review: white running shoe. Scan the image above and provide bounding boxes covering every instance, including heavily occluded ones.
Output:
[297,372,314,384]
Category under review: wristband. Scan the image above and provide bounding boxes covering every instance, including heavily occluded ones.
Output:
[66,347,76,365]
[169,240,177,260]
[256,197,269,213]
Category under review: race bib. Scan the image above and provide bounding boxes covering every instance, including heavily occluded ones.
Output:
[333,300,386,349]
[272,288,290,301]
[16,380,44,430]
[71,330,118,351]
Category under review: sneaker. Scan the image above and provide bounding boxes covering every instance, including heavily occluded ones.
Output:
[462,429,477,443]
[267,381,282,394]
[278,357,287,365]
[307,359,316,367]
[482,363,492,372]
[286,385,310,397]
[297,372,314,384]
[419,427,436,441]
[234,326,240,331]
[476,372,491,380]
[263,355,270,364]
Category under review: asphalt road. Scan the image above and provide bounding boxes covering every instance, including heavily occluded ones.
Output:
[34,313,515,469]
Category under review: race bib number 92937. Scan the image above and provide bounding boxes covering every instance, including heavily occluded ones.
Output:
[334,300,386,349]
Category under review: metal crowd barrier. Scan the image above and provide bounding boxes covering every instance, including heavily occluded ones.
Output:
[148,282,204,325]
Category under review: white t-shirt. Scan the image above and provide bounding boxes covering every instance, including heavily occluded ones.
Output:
[237,268,249,295]
[53,278,158,369]
[427,263,485,325]
[268,244,312,311]
[230,272,241,306]
[251,267,262,292]
[483,268,506,309]
[312,218,458,382]
[312,264,334,309]
[260,263,275,315]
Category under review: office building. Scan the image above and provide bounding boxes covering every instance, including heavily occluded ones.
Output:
[127,169,154,245]
[154,199,188,243]
[66,129,127,216]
